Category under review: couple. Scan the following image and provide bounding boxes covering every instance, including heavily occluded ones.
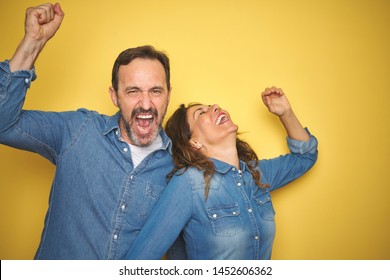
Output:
[0,3,318,260]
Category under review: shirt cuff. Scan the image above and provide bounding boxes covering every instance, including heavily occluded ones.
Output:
[0,60,37,88]
[286,128,318,154]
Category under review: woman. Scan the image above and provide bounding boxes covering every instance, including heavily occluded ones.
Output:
[125,86,318,259]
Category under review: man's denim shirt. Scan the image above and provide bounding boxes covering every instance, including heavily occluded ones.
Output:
[0,61,175,259]
[126,130,318,259]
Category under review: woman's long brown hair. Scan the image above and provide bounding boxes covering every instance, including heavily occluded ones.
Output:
[165,103,267,198]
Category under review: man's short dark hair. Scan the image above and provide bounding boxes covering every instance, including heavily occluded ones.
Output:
[111,45,170,92]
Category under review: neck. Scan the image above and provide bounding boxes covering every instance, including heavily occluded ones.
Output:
[206,140,239,169]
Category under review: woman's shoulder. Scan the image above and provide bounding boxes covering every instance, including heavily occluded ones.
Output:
[170,166,205,186]
[173,166,202,176]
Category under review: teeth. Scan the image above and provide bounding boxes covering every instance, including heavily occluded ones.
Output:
[216,114,226,125]
[137,114,153,119]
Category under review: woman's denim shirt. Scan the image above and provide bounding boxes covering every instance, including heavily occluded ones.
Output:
[0,61,175,259]
[126,132,318,260]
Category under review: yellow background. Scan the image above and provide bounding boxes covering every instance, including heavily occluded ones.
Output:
[0,0,389,259]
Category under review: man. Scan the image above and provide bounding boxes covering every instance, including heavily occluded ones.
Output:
[0,3,177,259]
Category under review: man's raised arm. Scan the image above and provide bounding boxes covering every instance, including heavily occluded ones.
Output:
[10,3,64,72]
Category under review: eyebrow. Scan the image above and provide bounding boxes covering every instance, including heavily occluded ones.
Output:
[192,105,208,119]
[193,107,202,119]
[124,86,165,91]
[124,86,140,92]
[150,86,165,91]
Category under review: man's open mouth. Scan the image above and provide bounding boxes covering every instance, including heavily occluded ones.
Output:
[136,113,155,134]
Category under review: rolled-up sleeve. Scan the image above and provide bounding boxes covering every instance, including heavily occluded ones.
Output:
[286,128,318,155]
[259,128,318,191]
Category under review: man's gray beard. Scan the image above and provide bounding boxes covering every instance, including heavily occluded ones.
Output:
[124,118,161,147]
[120,108,166,147]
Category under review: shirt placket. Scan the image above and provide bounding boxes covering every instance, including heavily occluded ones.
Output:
[233,166,261,259]
[106,129,136,259]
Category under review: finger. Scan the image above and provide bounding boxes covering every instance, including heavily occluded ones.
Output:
[41,3,55,22]
[49,4,55,21]
[261,87,271,97]
[38,3,55,24]
[261,94,272,107]
[261,87,277,98]
[52,3,65,26]
[264,96,272,106]
[28,4,53,25]
[261,91,268,103]
[40,3,55,21]
[53,3,65,17]
[274,87,284,96]
[268,86,282,95]
[264,86,284,97]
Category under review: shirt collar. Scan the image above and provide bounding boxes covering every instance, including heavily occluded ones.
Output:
[103,111,120,136]
[209,158,251,174]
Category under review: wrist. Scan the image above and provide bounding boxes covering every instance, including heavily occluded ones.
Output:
[278,108,294,119]
[9,36,45,71]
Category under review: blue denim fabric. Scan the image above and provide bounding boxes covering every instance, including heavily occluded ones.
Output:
[125,131,318,260]
[0,61,175,259]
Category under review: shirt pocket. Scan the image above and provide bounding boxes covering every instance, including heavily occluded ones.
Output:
[253,192,275,221]
[207,203,245,236]
[138,183,166,217]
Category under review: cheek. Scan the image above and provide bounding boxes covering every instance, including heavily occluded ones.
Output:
[191,121,212,138]
[155,98,169,113]
[117,98,137,114]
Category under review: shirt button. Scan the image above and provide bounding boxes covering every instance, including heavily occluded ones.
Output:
[121,204,126,211]
[113,234,118,240]
[232,211,237,215]
[248,208,253,213]
[116,131,119,135]
[130,175,134,180]
[24,78,29,83]
[237,182,241,187]
[213,214,217,218]
[254,235,259,240]
[123,147,128,152]
[232,168,236,171]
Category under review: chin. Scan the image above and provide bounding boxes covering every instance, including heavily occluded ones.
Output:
[133,129,160,147]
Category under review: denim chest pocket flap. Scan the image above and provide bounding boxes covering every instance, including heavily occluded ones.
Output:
[254,192,275,221]
[138,182,166,217]
[206,203,245,236]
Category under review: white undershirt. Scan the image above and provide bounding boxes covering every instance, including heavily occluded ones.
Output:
[127,135,163,168]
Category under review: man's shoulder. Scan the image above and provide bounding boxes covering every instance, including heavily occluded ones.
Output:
[74,108,117,126]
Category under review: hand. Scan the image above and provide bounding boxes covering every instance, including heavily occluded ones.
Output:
[261,86,292,117]
[10,3,65,71]
[262,87,309,141]
[24,3,65,44]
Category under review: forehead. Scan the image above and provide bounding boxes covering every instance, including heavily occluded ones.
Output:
[118,58,166,83]
[187,104,207,116]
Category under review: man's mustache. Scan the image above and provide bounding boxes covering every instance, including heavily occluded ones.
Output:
[131,108,158,119]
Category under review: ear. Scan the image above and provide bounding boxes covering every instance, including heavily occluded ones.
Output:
[189,139,203,150]
[167,87,171,103]
[109,86,118,107]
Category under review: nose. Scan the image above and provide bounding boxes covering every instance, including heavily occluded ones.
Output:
[139,92,152,110]
[211,104,219,113]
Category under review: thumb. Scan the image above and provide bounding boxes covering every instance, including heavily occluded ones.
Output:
[53,3,65,18]
[43,3,65,41]
[52,3,65,26]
